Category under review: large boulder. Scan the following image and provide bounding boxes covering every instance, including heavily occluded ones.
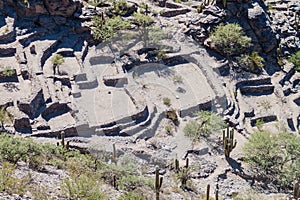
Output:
[4,0,80,17]
[247,3,277,53]
[44,0,80,17]
[14,116,32,133]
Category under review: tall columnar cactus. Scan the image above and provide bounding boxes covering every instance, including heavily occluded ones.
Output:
[223,0,227,8]
[155,167,163,200]
[185,158,189,168]
[112,143,116,163]
[206,184,210,200]
[66,141,70,151]
[61,131,65,148]
[223,126,237,158]
[294,181,300,199]
[175,159,179,173]
[215,189,219,200]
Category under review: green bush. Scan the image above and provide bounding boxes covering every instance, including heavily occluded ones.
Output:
[243,131,300,188]
[118,175,151,191]
[118,191,147,200]
[165,125,172,133]
[111,0,129,16]
[1,67,15,77]
[0,162,30,195]
[163,97,171,106]
[51,54,64,66]
[62,173,106,200]
[288,51,300,71]
[133,12,154,27]
[92,16,131,41]
[184,111,225,140]
[237,51,264,73]
[173,75,183,84]
[0,134,41,165]
[209,23,251,56]
[0,107,12,130]
[0,134,70,170]
[166,109,179,125]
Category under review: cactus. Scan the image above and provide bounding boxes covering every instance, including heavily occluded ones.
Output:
[223,0,227,8]
[215,189,219,200]
[57,131,70,150]
[294,181,300,200]
[155,167,163,200]
[113,174,118,190]
[223,126,237,158]
[175,159,179,173]
[61,131,65,148]
[66,141,70,151]
[112,143,117,164]
[206,184,210,200]
[185,158,189,168]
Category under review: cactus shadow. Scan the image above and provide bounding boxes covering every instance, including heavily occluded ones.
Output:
[226,157,244,173]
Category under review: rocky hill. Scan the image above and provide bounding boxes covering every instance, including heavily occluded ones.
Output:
[0,0,299,199]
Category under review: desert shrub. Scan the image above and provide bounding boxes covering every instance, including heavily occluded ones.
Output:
[288,50,300,71]
[62,173,106,200]
[243,131,300,188]
[0,134,42,165]
[183,120,201,141]
[209,23,251,56]
[237,51,264,73]
[0,162,30,195]
[1,67,15,77]
[232,189,266,200]
[118,191,147,200]
[184,111,225,140]
[118,175,151,191]
[92,15,131,41]
[165,125,172,133]
[0,107,12,130]
[166,109,179,125]
[28,185,51,200]
[157,50,167,59]
[133,12,154,27]
[51,54,64,66]
[163,97,171,106]
[0,134,73,170]
[173,75,183,84]
[111,0,129,16]
[148,26,167,46]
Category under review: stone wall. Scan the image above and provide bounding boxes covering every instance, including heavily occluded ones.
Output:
[179,99,212,118]
[17,89,45,119]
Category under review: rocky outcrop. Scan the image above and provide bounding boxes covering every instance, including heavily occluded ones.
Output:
[160,8,191,17]
[44,0,80,17]
[4,0,80,17]
[247,3,277,53]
